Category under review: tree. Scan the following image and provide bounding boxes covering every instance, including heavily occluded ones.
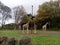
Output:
[37,1,60,29]
[21,15,29,24]
[0,1,11,28]
[13,6,27,29]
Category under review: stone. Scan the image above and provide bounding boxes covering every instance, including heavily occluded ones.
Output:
[19,37,32,45]
[0,36,8,45]
[8,37,16,45]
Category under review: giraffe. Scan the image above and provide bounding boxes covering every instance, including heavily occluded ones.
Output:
[22,15,37,34]
[22,21,29,33]
[42,22,48,31]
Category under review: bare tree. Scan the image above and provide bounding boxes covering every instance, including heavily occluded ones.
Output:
[13,5,27,30]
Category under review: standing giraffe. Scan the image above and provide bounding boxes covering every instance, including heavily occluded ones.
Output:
[22,21,29,33]
[42,22,48,31]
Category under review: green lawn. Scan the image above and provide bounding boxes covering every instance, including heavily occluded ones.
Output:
[0,30,60,45]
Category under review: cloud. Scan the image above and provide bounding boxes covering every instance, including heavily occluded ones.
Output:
[0,0,51,24]
[0,0,50,14]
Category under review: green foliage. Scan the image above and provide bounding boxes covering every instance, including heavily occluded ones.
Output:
[21,14,33,24]
[21,15,29,23]
[1,24,15,29]
[37,1,60,28]
[37,1,60,20]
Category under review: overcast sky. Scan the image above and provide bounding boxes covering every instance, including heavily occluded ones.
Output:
[0,0,51,15]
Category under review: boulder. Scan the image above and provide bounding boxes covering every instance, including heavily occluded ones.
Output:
[0,36,8,45]
[8,37,17,45]
[19,37,32,45]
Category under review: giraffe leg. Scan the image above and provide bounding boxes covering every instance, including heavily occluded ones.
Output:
[22,27,24,33]
[27,27,29,34]
[44,27,45,31]
[34,29,36,33]
[43,28,44,31]
[45,27,46,31]
[43,27,44,31]
[34,28,36,33]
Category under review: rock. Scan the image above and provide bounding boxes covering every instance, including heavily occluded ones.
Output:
[19,37,32,45]
[0,36,8,45]
[8,37,17,45]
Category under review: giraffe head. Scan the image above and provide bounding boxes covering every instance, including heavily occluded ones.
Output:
[46,22,49,25]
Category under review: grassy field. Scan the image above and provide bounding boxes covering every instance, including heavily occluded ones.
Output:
[0,30,60,45]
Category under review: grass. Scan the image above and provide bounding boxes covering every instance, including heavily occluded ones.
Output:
[0,30,60,45]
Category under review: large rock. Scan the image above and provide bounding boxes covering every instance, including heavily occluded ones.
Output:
[19,37,32,45]
[0,36,8,45]
[8,37,17,45]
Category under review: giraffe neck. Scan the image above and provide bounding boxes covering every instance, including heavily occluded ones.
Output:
[45,23,48,26]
